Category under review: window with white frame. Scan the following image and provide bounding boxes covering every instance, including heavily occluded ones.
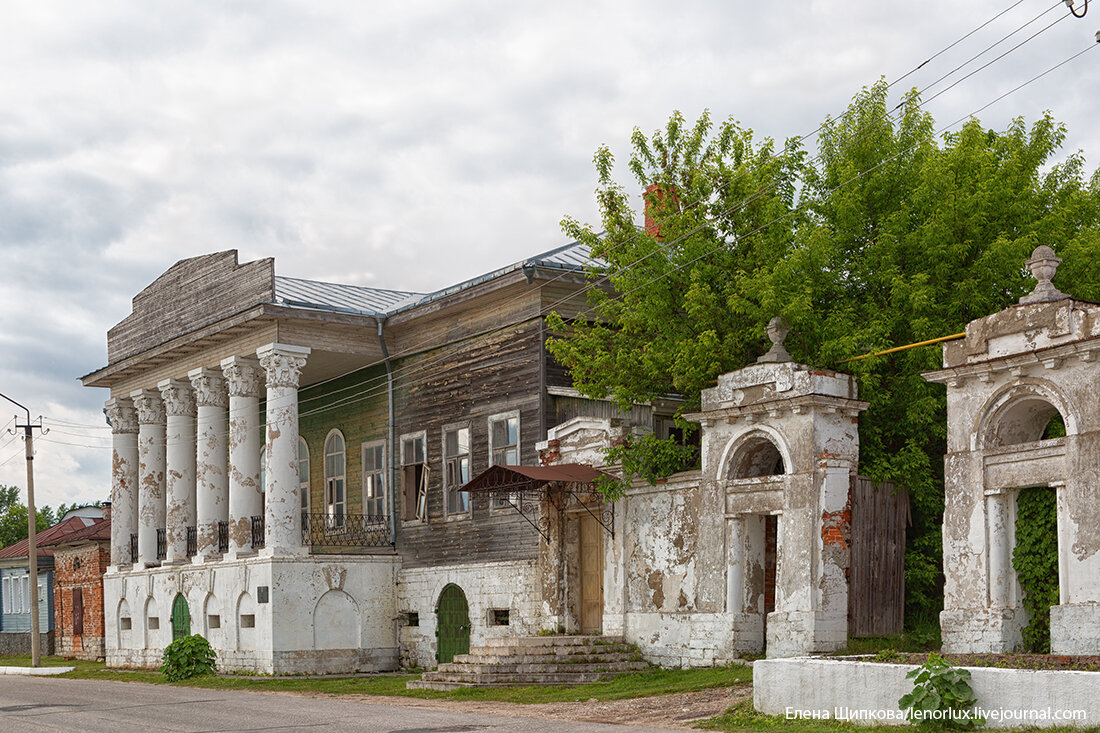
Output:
[2,576,10,614]
[324,430,346,529]
[401,433,428,522]
[444,426,470,516]
[362,441,386,518]
[298,437,310,514]
[489,412,520,508]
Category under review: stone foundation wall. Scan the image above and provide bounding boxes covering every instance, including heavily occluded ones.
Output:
[396,559,543,668]
[0,631,54,656]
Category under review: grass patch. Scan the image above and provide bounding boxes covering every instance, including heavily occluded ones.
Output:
[0,656,749,703]
[829,623,941,656]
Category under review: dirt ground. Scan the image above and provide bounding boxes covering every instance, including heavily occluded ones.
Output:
[302,685,752,729]
[890,652,1100,671]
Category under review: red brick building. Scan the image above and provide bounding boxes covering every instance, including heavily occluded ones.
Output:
[52,517,111,660]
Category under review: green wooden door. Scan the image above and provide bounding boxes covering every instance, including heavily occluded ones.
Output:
[171,593,191,641]
[435,584,470,663]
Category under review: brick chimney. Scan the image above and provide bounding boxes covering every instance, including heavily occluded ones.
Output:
[643,183,677,241]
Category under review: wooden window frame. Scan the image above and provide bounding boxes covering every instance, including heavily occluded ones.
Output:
[324,429,347,531]
[361,439,387,519]
[488,411,520,509]
[400,431,428,523]
[442,423,471,519]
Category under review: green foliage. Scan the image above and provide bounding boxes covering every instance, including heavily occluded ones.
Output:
[874,648,903,662]
[160,634,217,681]
[0,486,59,550]
[898,653,984,730]
[548,80,1100,623]
[598,433,698,497]
[1012,488,1059,653]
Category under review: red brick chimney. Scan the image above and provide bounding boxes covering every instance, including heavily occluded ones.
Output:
[643,183,677,241]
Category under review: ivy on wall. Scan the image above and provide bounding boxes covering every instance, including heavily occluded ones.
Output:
[1012,487,1059,653]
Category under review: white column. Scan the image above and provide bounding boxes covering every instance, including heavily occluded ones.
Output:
[159,379,196,564]
[727,515,745,613]
[257,343,310,556]
[987,492,1011,608]
[130,389,166,567]
[105,397,138,567]
[189,368,228,560]
[221,356,264,556]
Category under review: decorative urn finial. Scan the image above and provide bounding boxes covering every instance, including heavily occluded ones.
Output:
[1019,245,1069,305]
[757,316,792,363]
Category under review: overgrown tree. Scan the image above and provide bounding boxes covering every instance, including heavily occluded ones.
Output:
[548,80,1100,624]
[0,485,60,550]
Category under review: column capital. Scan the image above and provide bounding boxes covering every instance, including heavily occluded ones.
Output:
[158,379,196,418]
[104,397,138,435]
[220,356,264,398]
[188,367,228,408]
[130,389,166,425]
[257,343,311,389]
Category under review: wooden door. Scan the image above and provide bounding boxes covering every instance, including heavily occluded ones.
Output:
[579,513,603,633]
[435,584,470,663]
[171,593,191,641]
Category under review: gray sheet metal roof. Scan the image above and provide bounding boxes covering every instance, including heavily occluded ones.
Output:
[274,276,422,317]
[273,240,602,318]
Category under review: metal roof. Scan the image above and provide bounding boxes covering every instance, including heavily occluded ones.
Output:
[272,240,603,319]
[273,276,423,317]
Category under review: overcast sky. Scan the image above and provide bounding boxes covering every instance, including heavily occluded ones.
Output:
[0,0,1096,510]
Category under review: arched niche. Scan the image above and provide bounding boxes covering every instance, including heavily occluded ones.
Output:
[313,589,360,650]
[118,598,132,644]
[203,593,223,645]
[978,382,1076,450]
[722,429,791,481]
[236,591,256,651]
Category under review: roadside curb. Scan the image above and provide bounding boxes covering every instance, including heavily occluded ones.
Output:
[0,665,74,676]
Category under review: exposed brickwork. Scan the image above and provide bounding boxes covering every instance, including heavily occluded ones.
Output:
[821,503,852,549]
[53,541,110,660]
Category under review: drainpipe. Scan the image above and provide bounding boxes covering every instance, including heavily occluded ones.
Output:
[377,319,397,546]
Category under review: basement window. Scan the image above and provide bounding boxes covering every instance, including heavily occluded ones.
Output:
[120,617,132,631]
[240,614,256,629]
[147,617,160,630]
[208,615,221,629]
[406,612,419,627]
[489,609,510,626]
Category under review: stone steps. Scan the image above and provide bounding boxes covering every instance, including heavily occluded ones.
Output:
[406,635,651,690]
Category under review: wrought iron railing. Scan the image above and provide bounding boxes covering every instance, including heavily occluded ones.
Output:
[129,533,138,563]
[156,528,166,561]
[302,512,391,548]
[217,521,229,553]
[186,526,197,557]
[250,516,265,549]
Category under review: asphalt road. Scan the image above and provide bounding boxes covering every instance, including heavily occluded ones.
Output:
[0,676,687,733]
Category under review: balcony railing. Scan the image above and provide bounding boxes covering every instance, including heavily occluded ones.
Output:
[217,521,229,553]
[129,533,138,563]
[186,526,197,557]
[250,516,265,549]
[155,529,166,561]
[302,512,391,550]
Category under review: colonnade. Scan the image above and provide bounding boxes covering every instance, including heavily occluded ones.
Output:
[103,343,311,568]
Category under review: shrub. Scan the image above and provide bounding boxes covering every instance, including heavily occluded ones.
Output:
[161,634,217,681]
[898,653,983,730]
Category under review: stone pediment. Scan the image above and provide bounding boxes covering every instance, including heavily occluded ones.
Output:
[107,251,275,364]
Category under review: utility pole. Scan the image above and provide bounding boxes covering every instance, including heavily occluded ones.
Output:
[1,392,45,668]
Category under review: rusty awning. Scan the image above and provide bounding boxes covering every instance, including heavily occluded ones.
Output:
[458,463,617,541]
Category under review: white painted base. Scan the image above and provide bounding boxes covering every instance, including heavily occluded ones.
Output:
[941,607,1026,653]
[1051,603,1100,654]
[755,657,1100,728]
[105,553,401,674]
[396,559,543,669]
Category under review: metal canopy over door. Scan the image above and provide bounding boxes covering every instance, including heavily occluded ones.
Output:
[435,583,470,663]
[170,593,191,641]
[579,513,604,633]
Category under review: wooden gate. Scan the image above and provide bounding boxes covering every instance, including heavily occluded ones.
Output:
[848,476,910,637]
[171,593,191,641]
[579,513,604,633]
[435,584,470,663]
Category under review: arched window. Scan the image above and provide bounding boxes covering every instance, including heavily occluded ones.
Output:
[299,437,311,513]
[988,397,1066,448]
[324,430,346,528]
[728,434,786,479]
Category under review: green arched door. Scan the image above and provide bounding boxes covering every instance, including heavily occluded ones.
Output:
[435,584,470,663]
[171,593,191,641]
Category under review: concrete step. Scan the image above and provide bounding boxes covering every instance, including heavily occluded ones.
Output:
[417,670,634,685]
[480,635,624,648]
[436,660,650,675]
[466,643,633,658]
[450,651,642,666]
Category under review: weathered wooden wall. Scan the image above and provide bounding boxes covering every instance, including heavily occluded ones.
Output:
[848,476,909,637]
